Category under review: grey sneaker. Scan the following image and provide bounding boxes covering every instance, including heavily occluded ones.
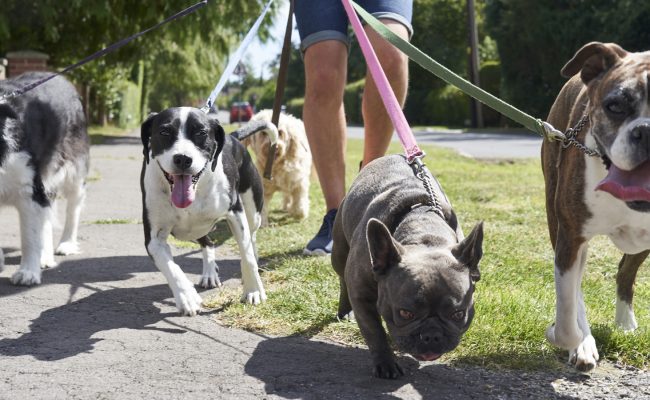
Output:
[303,209,337,256]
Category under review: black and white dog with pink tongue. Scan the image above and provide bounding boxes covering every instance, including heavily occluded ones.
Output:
[140,107,277,315]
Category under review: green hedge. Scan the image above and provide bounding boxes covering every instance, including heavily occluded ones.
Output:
[479,60,502,127]
[426,84,470,127]
[117,80,141,129]
[343,78,365,125]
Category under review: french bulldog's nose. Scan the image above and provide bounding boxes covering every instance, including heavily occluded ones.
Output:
[173,154,193,170]
[420,331,442,344]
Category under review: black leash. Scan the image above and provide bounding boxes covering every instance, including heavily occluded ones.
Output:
[263,0,294,180]
[0,0,209,102]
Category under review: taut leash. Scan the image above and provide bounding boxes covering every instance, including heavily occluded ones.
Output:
[201,0,274,113]
[0,0,210,103]
[350,1,601,158]
[341,0,444,219]
[263,0,294,180]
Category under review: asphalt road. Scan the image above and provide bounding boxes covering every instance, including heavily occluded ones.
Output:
[0,130,647,399]
[347,125,543,159]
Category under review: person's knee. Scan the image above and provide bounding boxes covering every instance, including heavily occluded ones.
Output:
[305,64,346,107]
[377,45,408,80]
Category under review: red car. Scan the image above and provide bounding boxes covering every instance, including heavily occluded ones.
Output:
[229,102,253,123]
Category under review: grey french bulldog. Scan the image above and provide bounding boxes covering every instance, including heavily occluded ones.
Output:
[331,155,484,379]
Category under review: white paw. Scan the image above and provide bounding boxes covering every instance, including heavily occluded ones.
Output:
[615,299,638,332]
[199,262,222,289]
[546,323,583,350]
[40,255,58,269]
[11,268,42,286]
[175,285,203,316]
[569,334,599,372]
[241,290,267,305]
[56,241,81,256]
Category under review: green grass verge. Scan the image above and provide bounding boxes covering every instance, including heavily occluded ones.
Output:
[88,125,132,145]
[203,139,648,370]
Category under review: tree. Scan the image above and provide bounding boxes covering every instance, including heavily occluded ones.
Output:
[485,0,650,119]
[0,0,278,123]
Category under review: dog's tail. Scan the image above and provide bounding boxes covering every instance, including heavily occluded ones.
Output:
[230,120,278,145]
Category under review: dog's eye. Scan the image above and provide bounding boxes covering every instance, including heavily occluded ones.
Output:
[450,310,465,321]
[399,309,414,320]
[197,129,208,136]
[605,101,625,115]
[160,128,172,136]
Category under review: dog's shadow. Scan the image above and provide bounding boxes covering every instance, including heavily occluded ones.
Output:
[0,252,240,361]
[244,335,582,399]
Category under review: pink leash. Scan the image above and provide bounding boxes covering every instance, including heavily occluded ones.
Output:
[340,0,424,162]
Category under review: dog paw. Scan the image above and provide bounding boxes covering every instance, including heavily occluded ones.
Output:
[372,357,404,379]
[40,255,58,269]
[199,262,222,289]
[615,299,638,332]
[546,323,583,350]
[175,286,203,316]
[337,311,355,322]
[569,335,599,372]
[241,289,267,305]
[11,268,42,286]
[55,241,80,256]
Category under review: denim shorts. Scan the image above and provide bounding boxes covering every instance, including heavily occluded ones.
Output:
[294,0,413,53]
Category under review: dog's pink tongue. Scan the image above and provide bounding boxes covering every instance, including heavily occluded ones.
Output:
[171,175,195,208]
[415,352,441,362]
[596,160,650,202]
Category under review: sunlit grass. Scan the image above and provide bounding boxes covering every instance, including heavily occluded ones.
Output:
[198,138,648,370]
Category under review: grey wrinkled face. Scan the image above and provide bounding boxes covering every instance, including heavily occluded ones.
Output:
[376,248,476,361]
[367,218,483,362]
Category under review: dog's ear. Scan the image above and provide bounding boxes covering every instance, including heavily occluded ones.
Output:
[367,218,403,275]
[140,112,157,164]
[452,221,484,283]
[0,103,18,120]
[561,42,628,83]
[208,115,225,172]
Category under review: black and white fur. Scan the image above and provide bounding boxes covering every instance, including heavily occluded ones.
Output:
[0,72,90,285]
[140,107,277,315]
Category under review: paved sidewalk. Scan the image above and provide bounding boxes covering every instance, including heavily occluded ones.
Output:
[0,131,647,399]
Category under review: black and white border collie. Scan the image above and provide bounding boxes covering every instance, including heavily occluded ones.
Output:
[0,72,90,285]
[140,107,277,315]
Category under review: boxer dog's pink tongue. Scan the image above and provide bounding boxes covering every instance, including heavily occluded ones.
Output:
[415,352,441,362]
[596,160,650,202]
[171,175,195,208]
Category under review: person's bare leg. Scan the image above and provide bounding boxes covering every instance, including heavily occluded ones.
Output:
[303,40,348,211]
[361,20,410,167]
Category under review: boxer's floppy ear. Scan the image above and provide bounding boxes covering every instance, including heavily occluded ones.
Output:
[452,221,484,282]
[367,218,403,275]
[208,115,225,172]
[140,112,157,164]
[561,42,628,83]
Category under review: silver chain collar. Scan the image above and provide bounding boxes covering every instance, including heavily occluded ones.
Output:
[410,158,445,220]
[560,114,602,158]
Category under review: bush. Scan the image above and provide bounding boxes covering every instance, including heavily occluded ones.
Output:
[116,80,141,129]
[286,98,304,119]
[479,60,503,127]
[426,84,470,127]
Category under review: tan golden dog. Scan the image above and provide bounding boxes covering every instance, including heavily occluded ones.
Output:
[242,109,311,224]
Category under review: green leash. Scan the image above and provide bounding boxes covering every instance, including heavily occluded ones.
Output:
[352,1,566,142]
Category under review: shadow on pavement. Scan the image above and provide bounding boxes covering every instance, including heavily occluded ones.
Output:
[245,335,580,400]
[0,253,241,361]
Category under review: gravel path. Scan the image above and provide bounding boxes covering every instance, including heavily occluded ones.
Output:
[0,131,647,399]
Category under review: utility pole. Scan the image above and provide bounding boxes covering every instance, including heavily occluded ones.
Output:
[467,0,484,128]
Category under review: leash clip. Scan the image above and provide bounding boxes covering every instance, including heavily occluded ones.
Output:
[541,121,567,142]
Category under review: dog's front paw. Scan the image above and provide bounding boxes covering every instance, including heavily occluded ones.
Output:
[11,268,42,286]
[56,241,80,256]
[199,262,222,289]
[546,323,583,350]
[40,254,58,269]
[175,285,203,316]
[615,299,638,332]
[372,356,404,379]
[569,334,599,372]
[241,289,267,305]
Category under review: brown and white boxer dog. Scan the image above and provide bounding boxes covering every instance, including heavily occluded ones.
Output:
[542,42,649,371]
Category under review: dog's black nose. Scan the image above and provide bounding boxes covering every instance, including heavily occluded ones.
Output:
[630,123,650,148]
[420,332,442,344]
[173,154,193,170]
